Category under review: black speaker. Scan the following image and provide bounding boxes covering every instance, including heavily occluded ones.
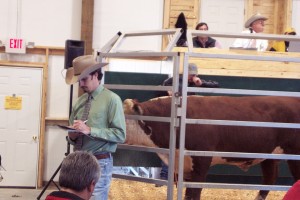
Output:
[64,40,85,69]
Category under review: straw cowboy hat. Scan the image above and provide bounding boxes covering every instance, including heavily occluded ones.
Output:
[65,55,108,85]
[244,13,268,28]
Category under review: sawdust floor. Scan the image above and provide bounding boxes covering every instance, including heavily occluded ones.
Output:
[108,178,286,200]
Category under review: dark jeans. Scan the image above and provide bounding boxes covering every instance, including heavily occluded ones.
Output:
[160,161,168,180]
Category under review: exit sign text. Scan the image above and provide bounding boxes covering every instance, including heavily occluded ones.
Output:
[5,38,26,54]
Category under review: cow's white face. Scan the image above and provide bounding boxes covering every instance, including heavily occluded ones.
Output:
[123,99,193,177]
[123,98,144,116]
[123,99,135,115]
[125,119,193,176]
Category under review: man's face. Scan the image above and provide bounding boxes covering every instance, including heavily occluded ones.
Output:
[251,19,265,33]
[188,74,196,82]
[197,25,208,40]
[79,73,98,93]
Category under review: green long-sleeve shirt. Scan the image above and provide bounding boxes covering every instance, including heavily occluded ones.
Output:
[68,85,126,154]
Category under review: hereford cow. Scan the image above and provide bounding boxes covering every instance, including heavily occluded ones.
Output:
[123,96,300,200]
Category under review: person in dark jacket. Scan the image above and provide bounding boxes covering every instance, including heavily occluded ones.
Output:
[192,22,222,48]
[157,63,219,97]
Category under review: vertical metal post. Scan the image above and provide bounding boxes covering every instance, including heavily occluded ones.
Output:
[166,52,180,200]
[177,53,189,200]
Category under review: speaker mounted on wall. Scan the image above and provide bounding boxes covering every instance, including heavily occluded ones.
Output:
[64,40,85,69]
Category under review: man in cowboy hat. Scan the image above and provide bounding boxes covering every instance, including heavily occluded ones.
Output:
[232,13,268,51]
[65,55,126,200]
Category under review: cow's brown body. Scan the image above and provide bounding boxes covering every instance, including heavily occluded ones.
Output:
[123,96,300,200]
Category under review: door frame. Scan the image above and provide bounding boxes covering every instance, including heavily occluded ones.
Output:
[0,65,43,187]
[0,48,49,187]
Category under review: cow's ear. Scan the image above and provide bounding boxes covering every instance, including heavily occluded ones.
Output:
[133,104,143,115]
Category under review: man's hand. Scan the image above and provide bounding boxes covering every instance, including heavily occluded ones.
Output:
[71,120,91,135]
[192,76,202,86]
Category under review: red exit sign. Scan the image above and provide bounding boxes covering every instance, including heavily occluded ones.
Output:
[5,38,26,54]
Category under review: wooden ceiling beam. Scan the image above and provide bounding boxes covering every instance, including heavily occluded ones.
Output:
[81,0,94,55]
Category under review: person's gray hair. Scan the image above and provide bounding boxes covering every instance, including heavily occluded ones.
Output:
[59,151,100,191]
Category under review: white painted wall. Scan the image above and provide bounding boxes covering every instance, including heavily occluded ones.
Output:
[0,0,82,46]
[93,0,163,51]
[0,0,83,182]
[1,0,300,183]
[93,0,167,75]
[1,0,165,182]
[292,0,300,34]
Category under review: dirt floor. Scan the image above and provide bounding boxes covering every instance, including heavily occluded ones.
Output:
[108,178,286,200]
[0,178,286,200]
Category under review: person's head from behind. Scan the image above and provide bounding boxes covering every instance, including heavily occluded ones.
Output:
[59,151,100,199]
[65,55,107,93]
[195,22,209,40]
[284,27,296,36]
[245,13,267,33]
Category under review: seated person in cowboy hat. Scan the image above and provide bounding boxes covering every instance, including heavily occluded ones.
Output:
[65,55,126,200]
[45,151,100,200]
[232,13,268,51]
[269,27,297,52]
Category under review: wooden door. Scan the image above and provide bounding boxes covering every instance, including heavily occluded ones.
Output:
[200,0,245,49]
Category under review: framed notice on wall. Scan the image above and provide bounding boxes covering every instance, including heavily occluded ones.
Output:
[4,96,22,110]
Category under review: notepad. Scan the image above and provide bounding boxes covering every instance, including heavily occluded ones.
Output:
[57,125,94,139]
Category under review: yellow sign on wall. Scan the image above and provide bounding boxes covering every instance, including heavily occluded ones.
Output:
[5,96,22,110]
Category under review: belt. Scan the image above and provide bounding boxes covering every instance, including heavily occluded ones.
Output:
[94,153,111,160]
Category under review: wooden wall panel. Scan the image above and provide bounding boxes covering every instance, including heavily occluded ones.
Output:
[163,0,199,48]
[81,0,94,55]
[276,0,285,33]
[174,47,300,79]
[167,0,199,29]
[163,0,292,49]
[248,0,292,34]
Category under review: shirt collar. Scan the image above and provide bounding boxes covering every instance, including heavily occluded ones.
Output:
[89,84,104,99]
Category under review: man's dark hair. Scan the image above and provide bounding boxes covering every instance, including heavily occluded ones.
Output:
[90,68,103,81]
[195,22,209,30]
